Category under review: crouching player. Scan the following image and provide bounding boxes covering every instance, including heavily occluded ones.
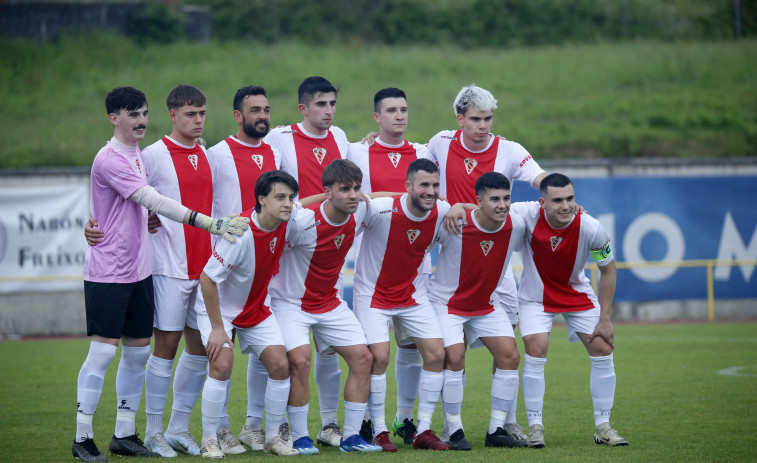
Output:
[430,172,526,450]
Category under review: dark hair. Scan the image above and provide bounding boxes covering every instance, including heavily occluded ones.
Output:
[475,172,511,196]
[105,87,147,115]
[255,170,299,213]
[373,87,407,113]
[233,86,267,111]
[166,84,206,110]
[298,76,337,106]
[539,173,573,195]
[322,159,363,188]
[406,158,438,180]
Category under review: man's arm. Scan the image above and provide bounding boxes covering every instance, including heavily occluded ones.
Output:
[200,272,233,362]
[588,260,617,349]
[443,202,477,234]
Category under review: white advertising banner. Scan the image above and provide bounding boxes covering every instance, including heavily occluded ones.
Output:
[0,183,89,293]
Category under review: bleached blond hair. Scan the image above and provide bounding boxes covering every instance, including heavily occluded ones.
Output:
[453,84,498,116]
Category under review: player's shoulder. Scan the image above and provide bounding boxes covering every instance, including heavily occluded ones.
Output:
[430,129,457,142]
[141,137,167,155]
[207,137,231,154]
[435,199,452,214]
[329,125,348,138]
[347,140,369,157]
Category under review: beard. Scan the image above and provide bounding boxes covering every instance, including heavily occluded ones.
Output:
[242,116,270,138]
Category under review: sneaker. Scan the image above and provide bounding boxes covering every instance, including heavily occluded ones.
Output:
[264,436,300,456]
[72,438,108,462]
[359,419,373,443]
[446,429,472,451]
[316,423,342,447]
[526,424,546,448]
[391,417,417,445]
[503,422,528,442]
[145,432,178,457]
[108,434,160,457]
[339,434,383,452]
[594,423,629,446]
[239,426,265,451]
[164,431,201,456]
[199,438,224,459]
[412,430,449,450]
[217,429,246,454]
[371,431,397,452]
[485,427,526,448]
[278,422,294,448]
[293,436,319,455]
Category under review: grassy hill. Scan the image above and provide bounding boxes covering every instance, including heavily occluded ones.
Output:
[1,33,755,168]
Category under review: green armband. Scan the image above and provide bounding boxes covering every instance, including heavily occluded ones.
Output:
[591,242,612,261]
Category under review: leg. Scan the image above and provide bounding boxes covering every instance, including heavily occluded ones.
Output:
[314,350,341,429]
[239,352,267,451]
[164,333,206,455]
[479,335,524,448]
[145,329,182,439]
[412,336,445,436]
[332,344,373,440]
[441,343,466,437]
[285,344,312,443]
[259,344,298,456]
[522,332,549,448]
[366,342,391,435]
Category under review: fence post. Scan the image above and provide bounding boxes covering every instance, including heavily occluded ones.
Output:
[707,261,715,321]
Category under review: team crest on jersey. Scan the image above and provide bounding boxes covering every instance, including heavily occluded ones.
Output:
[188,154,199,170]
[407,229,420,244]
[480,240,494,256]
[251,154,263,169]
[313,147,327,164]
[269,237,278,253]
[388,152,401,168]
[550,236,563,251]
[463,158,478,175]
[334,234,345,249]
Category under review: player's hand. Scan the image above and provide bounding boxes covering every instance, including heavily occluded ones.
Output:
[195,137,206,147]
[588,319,614,350]
[576,203,587,214]
[360,131,378,146]
[209,214,251,243]
[84,216,103,246]
[359,191,371,206]
[496,134,507,140]
[443,203,468,234]
[147,212,162,234]
[206,327,232,363]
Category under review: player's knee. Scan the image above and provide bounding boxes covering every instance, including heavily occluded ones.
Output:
[209,358,233,381]
[498,349,520,370]
[371,350,390,372]
[422,346,446,370]
[444,351,465,371]
[288,353,311,379]
[350,347,373,375]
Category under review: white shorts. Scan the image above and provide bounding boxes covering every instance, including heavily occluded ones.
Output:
[197,311,285,357]
[494,265,519,325]
[354,297,443,346]
[432,302,514,349]
[152,275,199,331]
[272,300,366,354]
[518,302,600,342]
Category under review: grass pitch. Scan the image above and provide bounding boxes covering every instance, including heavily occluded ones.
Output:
[1,321,755,462]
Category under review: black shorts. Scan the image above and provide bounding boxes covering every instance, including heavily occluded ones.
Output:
[84,276,155,339]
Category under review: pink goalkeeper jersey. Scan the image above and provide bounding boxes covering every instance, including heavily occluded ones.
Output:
[84,138,151,283]
[429,209,526,316]
[269,201,366,313]
[197,210,294,328]
[346,137,429,193]
[425,130,544,205]
[142,136,216,280]
[354,195,450,309]
[207,136,281,217]
[264,123,349,198]
[510,202,614,313]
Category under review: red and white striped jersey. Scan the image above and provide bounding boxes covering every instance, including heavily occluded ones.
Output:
[269,201,367,313]
[142,136,216,280]
[264,123,349,198]
[346,137,430,193]
[198,210,294,328]
[354,195,450,309]
[510,201,614,313]
[425,130,544,205]
[429,209,526,316]
[206,136,281,217]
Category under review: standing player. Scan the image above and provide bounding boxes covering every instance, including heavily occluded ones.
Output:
[195,171,301,458]
[268,160,382,454]
[73,87,247,462]
[509,173,628,448]
[263,76,349,446]
[429,172,526,450]
[353,159,451,451]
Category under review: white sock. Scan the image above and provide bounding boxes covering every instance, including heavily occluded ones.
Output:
[265,378,290,443]
[114,345,150,438]
[246,353,268,429]
[287,404,309,442]
[489,369,519,433]
[314,352,340,428]
[218,380,231,432]
[505,381,519,425]
[76,341,117,442]
[343,401,367,439]
[201,377,227,443]
[368,373,387,434]
[522,354,547,427]
[590,354,616,426]
[394,347,421,422]
[145,355,173,438]
[417,369,443,434]
[167,351,207,435]
[441,369,464,435]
